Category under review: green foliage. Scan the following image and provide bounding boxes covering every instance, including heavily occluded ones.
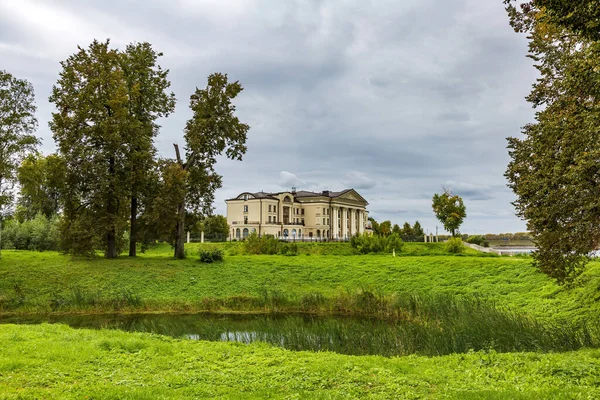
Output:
[368,217,380,235]
[278,242,298,256]
[445,237,465,254]
[412,221,424,237]
[432,188,467,237]
[392,223,401,235]
[350,233,403,254]
[467,235,489,247]
[16,153,66,221]
[0,70,39,215]
[379,220,391,236]
[242,233,279,255]
[1,214,60,251]
[170,72,250,259]
[504,2,600,283]
[198,247,224,263]
[199,214,229,241]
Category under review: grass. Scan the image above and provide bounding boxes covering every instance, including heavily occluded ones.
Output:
[0,243,598,324]
[1,323,599,399]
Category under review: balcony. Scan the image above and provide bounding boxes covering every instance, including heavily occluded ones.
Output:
[231,221,260,225]
[283,221,305,226]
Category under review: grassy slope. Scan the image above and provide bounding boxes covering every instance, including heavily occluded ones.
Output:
[0,243,598,321]
[0,323,599,399]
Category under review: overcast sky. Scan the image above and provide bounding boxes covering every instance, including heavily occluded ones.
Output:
[0,0,537,234]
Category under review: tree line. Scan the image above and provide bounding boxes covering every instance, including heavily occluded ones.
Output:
[0,39,249,259]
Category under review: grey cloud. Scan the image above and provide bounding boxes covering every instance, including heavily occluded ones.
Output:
[1,0,533,233]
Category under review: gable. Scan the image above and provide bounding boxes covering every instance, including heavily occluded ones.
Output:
[337,189,368,204]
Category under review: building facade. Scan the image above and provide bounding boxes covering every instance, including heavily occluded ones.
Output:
[226,188,371,240]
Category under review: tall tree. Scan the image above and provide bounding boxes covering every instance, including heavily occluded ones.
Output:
[16,153,65,221]
[392,223,401,235]
[120,42,175,257]
[432,189,466,237]
[171,73,249,259]
[412,221,424,237]
[50,40,131,257]
[504,1,600,283]
[401,222,413,237]
[0,70,39,218]
[379,220,392,237]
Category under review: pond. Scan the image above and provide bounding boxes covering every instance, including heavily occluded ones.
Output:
[0,310,594,356]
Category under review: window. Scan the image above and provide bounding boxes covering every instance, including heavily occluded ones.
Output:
[301,218,304,224]
[323,218,326,225]
[243,194,248,200]
[268,205,271,212]
[244,216,248,224]
[268,216,271,223]
[301,209,305,215]
[243,205,248,212]
[323,208,326,214]
[273,205,277,213]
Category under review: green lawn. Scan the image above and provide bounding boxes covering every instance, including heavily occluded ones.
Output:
[0,323,599,399]
[1,243,598,322]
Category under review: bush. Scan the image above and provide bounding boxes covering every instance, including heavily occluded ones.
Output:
[278,242,298,256]
[243,233,279,255]
[198,247,224,263]
[445,237,465,254]
[1,214,61,251]
[466,235,489,247]
[350,234,403,254]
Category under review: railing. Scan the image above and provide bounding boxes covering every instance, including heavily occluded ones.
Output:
[283,222,305,226]
[231,221,260,225]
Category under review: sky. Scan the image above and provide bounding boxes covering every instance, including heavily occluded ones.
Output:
[0,0,538,234]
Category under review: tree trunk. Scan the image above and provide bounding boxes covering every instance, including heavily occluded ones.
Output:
[106,156,117,258]
[129,195,137,257]
[174,200,186,259]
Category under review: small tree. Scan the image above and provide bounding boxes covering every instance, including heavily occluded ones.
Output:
[412,221,424,237]
[432,188,466,237]
[200,215,229,241]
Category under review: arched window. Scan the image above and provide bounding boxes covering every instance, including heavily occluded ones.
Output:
[243,228,249,239]
[309,232,313,238]
[298,229,301,237]
[283,229,289,237]
[316,230,321,238]
[236,228,241,239]
[291,229,297,238]
[283,196,292,203]
[251,228,256,234]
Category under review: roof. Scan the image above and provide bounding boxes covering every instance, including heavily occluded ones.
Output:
[226,189,368,204]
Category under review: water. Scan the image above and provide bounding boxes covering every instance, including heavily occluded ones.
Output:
[1,310,593,356]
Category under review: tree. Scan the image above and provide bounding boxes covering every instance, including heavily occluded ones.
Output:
[0,70,39,217]
[171,73,249,259]
[199,215,229,241]
[412,221,424,237]
[368,217,380,235]
[16,153,65,221]
[379,220,392,237]
[120,42,175,257]
[50,40,131,257]
[504,1,600,283]
[530,0,600,41]
[392,223,401,235]
[401,222,413,237]
[432,189,466,237]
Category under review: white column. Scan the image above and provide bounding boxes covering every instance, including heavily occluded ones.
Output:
[333,206,338,239]
[350,209,356,237]
[342,208,348,239]
[359,210,364,234]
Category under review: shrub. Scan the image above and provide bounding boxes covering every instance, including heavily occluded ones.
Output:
[198,247,224,263]
[466,235,489,247]
[445,237,465,254]
[350,234,402,254]
[243,233,280,255]
[278,242,298,256]
[1,214,61,251]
